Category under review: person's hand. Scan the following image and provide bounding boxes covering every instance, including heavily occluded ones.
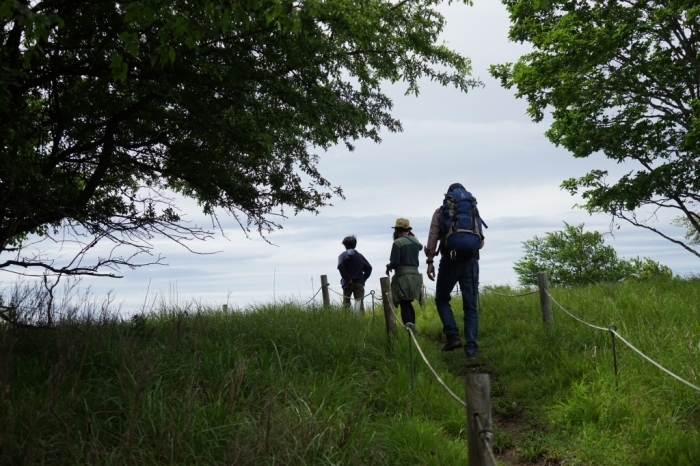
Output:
[427,263,436,281]
[385,263,391,276]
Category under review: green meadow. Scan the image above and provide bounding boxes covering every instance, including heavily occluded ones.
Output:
[1,278,699,465]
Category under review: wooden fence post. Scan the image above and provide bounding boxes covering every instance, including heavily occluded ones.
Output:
[537,271,554,330]
[379,277,396,336]
[465,373,494,466]
[320,275,330,309]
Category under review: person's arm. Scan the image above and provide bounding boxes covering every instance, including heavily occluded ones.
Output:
[386,241,400,275]
[389,241,401,268]
[425,208,441,261]
[425,208,440,281]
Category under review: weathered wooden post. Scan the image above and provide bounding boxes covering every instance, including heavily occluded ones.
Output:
[537,271,554,330]
[380,277,396,336]
[320,275,330,309]
[222,304,228,312]
[465,373,494,466]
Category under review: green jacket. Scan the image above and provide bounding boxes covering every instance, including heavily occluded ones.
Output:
[391,266,423,305]
[389,235,424,305]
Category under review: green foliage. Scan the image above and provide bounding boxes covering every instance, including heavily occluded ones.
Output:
[513,222,672,286]
[491,0,700,259]
[624,256,673,282]
[0,0,478,275]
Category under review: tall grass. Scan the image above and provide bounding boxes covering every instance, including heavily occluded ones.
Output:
[2,277,700,465]
[0,296,468,465]
[478,278,700,465]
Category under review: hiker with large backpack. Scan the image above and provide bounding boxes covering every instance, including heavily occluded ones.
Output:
[425,183,486,358]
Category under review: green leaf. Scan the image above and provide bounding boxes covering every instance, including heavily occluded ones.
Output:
[109,53,128,82]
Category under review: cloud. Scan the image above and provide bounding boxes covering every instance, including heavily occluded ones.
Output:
[3,1,699,312]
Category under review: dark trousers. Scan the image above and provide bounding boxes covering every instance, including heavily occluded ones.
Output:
[399,299,416,326]
[435,258,479,354]
[342,282,365,314]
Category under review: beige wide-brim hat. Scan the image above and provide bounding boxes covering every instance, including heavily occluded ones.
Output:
[392,218,412,230]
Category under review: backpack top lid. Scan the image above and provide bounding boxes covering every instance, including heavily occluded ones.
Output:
[440,186,482,230]
[444,186,473,204]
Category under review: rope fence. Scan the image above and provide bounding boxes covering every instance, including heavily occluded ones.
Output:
[302,272,699,395]
[423,285,461,296]
[299,286,324,306]
[302,280,484,432]
[384,292,468,407]
[424,285,538,298]
[544,289,700,393]
[327,286,376,302]
[474,413,498,466]
[383,290,498,465]
[297,276,378,310]
[286,270,700,464]
[485,271,700,394]
[482,289,538,298]
[545,291,608,332]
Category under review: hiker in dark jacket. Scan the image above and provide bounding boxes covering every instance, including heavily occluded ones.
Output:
[425,182,485,358]
[338,235,373,314]
[386,218,423,327]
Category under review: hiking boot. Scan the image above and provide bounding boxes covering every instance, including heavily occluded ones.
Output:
[465,351,478,359]
[442,333,462,352]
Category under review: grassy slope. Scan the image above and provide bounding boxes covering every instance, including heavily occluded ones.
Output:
[0,302,468,465]
[1,278,700,465]
[477,279,700,465]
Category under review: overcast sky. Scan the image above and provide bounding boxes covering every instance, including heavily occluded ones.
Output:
[6,0,700,313]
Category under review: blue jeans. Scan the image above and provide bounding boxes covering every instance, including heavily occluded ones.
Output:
[435,258,479,354]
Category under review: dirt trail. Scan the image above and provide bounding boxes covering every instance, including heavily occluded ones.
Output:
[459,360,554,466]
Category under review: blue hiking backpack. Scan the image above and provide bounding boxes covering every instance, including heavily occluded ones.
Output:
[439,187,486,253]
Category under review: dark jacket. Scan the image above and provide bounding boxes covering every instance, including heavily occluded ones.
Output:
[337,249,373,289]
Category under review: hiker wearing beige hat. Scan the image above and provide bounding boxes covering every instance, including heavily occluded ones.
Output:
[385,218,424,328]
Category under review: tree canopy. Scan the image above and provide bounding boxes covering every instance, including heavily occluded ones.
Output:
[513,222,672,286]
[0,0,478,277]
[491,0,700,259]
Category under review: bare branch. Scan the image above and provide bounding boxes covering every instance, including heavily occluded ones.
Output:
[616,212,700,260]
